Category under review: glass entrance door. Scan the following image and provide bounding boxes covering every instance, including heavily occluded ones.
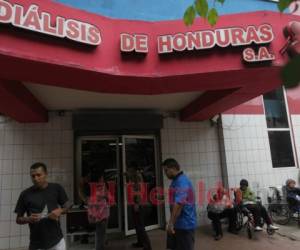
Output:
[77,135,161,236]
[122,136,160,236]
[78,137,122,233]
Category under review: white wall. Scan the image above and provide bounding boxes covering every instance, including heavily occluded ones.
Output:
[2,111,298,248]
[161,117,223,225]
[0,112,74,249]
[222,114,299,204]
[0,112,223,249]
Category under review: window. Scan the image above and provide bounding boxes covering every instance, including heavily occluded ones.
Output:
[268,131,295,167]
[263,87,295,168]
[264,88,289,128]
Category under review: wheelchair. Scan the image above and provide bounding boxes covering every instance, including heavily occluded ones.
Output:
[235,199,276,239]
[268,186,300,226]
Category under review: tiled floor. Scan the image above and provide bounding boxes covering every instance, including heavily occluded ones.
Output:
[68,225,300,250]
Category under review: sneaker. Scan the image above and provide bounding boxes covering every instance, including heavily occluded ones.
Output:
[268,224,279,230]
[254,226,263,231]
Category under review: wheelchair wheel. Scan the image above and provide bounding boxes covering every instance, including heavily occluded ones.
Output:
[268,204,290,225]
[235,209,244,231]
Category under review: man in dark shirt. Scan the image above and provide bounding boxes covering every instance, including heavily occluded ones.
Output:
[15,162,69,250]
[125,162,152,250]
[286,178,300,209]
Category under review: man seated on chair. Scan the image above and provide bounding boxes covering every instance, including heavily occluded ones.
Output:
[236,179,279,231]
[286,179,300,211]
[207,187,237,240]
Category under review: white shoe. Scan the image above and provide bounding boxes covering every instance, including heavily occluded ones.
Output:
[268,224,279,230]
[254,226,263,231]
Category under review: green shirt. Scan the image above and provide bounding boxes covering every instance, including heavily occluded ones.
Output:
[242,187,256,203]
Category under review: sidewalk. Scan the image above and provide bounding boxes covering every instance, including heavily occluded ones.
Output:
[9,224,300,250]
[68,224,300,250]
[275,220,300,241]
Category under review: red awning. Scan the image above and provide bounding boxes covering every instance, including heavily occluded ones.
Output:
[0,0,299,122]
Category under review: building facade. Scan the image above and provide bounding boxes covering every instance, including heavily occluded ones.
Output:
[0,0,300,248]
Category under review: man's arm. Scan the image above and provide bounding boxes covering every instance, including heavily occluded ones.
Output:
[15,192,41,224]
[48,184,70,220]
[234,189,243,205]
[167,185,186,234]
[60,201,72,214]
[167,203,183,234]
[16,214,29,225]
[167,180,193,234]
[169,203,183,226]
[242,188,256,202]
[48,203,71,221]
[16,214,41,225]
[248,189,256,202]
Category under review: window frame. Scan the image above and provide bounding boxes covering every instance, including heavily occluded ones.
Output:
[262,86,297,168]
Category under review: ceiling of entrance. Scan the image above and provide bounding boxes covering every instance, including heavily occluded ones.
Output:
[24,82,203,112]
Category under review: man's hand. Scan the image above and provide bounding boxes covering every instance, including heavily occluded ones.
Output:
[166,222,175,235]
[48,208,62,221]
[28,213,41,223]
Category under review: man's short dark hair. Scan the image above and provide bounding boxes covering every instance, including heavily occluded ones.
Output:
[240,179,248,187]
[162,158,180,170]
[30,162,48,173]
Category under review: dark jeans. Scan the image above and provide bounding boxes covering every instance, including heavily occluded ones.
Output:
[207,208,237,236]
[174,229,195,250]
[95,220,107,250]
[245,204,272,227]
[287,196,300,211]
[132,206,152,250]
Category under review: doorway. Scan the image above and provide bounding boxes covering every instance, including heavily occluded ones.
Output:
[76,135,162,236]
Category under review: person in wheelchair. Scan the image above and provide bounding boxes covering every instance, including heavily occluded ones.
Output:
[286,179,300,211]
[236,179,279,232]
[207,187,237,240]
